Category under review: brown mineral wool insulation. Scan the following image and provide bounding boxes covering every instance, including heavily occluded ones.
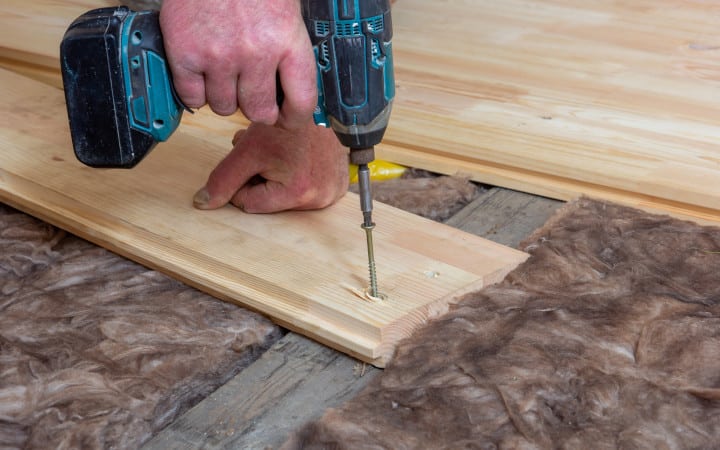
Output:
[350,174,479,222]
[284,197,720,449]
[0,204,281,450]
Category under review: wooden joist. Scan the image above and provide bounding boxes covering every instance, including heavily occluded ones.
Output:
[0,68,527,366]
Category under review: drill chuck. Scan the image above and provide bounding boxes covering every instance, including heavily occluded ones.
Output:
[349,147,375,166]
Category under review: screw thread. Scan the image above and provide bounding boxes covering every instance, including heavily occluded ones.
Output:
[368,258,378,298]
[362,222,379,299]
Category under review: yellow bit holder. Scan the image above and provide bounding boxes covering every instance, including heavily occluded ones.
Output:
[349,160,407,184]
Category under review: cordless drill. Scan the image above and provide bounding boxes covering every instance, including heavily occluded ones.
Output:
[60,1,395,297]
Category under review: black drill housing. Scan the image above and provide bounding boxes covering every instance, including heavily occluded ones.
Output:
[60,7,175,168]
[301,0,395,151]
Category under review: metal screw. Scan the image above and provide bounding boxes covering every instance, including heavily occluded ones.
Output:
[362,222,379,298]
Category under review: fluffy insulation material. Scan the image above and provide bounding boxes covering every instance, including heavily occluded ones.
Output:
[0,204,281,449]
[284,197,720,449]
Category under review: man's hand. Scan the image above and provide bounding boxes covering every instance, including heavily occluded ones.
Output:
[193,121,349,212]
[160,0,346,212]
[159,0,316,129]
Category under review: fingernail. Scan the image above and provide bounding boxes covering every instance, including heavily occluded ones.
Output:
[193,187,210,208]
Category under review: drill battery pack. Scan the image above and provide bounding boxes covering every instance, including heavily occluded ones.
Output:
[60,7,185,168]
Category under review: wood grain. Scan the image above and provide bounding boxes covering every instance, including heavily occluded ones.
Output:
[381,0,720,223]
[0,68,526,366]
[2,0,719,224]
[0,0,114,66]
[446,187,562,248]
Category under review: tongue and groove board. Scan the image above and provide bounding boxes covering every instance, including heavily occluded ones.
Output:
[380,0,720,224]
[0,68,527,367]
[2,0,720,224]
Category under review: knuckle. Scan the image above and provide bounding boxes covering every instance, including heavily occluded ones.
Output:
[244,102,278,124]
[177,92,205,109]
[168,70,206,108]
[294,87,318,114]
[292,177,319,206]
[182,96,205,110]
[230,191,249,212]
[231,129,246,146]
[202,41,231,63]
[230,199,247,212]
[321,187,343,208]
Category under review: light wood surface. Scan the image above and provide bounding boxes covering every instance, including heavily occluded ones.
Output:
[2,0,720,224]
[0,0,113,66]
[382,0,720,223]
[0,68,526,366]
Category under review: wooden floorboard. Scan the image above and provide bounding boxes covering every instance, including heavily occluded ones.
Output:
[382,0,720,224]
[0,68,526,366]
[3,0,720,224]
[148,188,562,449]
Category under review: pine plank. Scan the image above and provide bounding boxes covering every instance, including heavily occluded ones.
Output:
[3,0,720,224]
[0,0,112,66]
[0,55,62,88]
[0,68,526,366]
[380,0,720,223]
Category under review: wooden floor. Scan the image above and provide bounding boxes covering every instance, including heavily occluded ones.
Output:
[0,67,528,368]
[143,187,562,450]
[4,0,720,225]
[2,1,717,446]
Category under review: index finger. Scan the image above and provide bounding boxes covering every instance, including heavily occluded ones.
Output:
[276,38,318,129]
[170,65,207,109]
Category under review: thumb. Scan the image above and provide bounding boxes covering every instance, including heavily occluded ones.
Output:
[193,146,258,210]
[193,185,241,210]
